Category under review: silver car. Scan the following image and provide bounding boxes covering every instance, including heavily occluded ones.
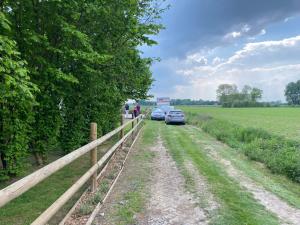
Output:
[165,110,185,125]
[159,105,174,115]
[151,108,165,120]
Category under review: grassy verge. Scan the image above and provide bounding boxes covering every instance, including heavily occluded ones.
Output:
[0,139,116,225]
[0,117,139,225]
[186,112,300,183]
[185,126,300,209]
[161,124,279,225]
[112,121,156,225]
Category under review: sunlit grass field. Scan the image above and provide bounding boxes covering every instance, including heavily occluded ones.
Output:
[180,106,300,141]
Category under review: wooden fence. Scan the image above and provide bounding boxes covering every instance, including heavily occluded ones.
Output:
[0,114,144,225]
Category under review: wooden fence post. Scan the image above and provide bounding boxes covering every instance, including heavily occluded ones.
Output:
[137,116,140,135]
[90,123,97,192]
[131,117,135,141]
[120,114,124,148]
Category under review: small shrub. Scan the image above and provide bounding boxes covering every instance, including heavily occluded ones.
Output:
[78,203,94,215]
[99,180,110,193]
[87,191,103,205]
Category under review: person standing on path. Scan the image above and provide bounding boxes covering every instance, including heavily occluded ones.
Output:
[125,103,129,118]
[133,106,138,118]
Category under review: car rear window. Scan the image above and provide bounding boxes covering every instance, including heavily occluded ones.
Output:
[170,111,183,115]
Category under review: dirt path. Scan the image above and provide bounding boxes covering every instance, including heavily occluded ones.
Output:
[138,137,208,225]
[93,129,214,225]
[186,126,300,225]
[91,122,300,224]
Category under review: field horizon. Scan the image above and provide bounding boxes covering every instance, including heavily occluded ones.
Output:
[180,106,300,141]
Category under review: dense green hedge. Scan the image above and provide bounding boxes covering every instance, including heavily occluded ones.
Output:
[187,112,300,183]
[0,1,164,180]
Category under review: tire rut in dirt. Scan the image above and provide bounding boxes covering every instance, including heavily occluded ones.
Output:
[138,136,209,225]
[185,125,300,225]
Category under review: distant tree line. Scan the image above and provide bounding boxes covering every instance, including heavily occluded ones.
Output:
[139,99,218,106]
[0,1,164,180]
[139,100,156,106]
[217,84,263,107]
[170,99,218,105]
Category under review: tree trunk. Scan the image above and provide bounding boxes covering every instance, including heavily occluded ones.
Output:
[34,152,44,166]
[0,152,7,169]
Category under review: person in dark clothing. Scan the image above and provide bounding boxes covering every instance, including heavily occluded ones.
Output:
[133,107,138,118]
[136,103,141,115]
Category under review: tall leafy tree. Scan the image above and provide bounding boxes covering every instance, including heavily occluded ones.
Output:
[60,0,164,152]
[216,84,238,105]
[216,84,263,107]
[4,0,82,164]
[0,12,37,179]
[285,80,300,105]
[250,88,263,102]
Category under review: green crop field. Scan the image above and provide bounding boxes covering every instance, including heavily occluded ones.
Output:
[180,106,300,141]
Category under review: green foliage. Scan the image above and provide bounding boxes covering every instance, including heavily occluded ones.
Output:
[99,180,110,193]
[285,80,300,105]
[171,99,218,105]
[139,99,218,106]
[217,84,263,107]
[0,12,37,179]
[187,112,300,183]
[0,0,164,179]
[78,204,94,215]
[181,106,300,140]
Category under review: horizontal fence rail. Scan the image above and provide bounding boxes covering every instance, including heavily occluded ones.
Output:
[0,114,144,225]
[32,119,143,225]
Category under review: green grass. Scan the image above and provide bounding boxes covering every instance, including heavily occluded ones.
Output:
[185,126,300,209]
[180,106,300,141]
[183,108,300,183]
[0,140,116,225]
[159,122,279,225]
[0,117,140,225]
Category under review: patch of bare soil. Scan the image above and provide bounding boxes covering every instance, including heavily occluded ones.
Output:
[187,126,300,225]
[138,137,208,225]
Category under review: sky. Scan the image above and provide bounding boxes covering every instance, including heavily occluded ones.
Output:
[141,0,300,101]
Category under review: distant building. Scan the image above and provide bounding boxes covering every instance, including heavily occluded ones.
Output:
[157,97,170,106]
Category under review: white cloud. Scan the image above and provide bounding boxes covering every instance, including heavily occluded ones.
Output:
[221,35,300,67]
[224,31,241,39]
[186,53,208,65]
[241,24,251,32]
[224,24,252,40]
[212,57,223,65]
[284,17,294,22]
[165,35,300,101]
[259,29,266,35]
